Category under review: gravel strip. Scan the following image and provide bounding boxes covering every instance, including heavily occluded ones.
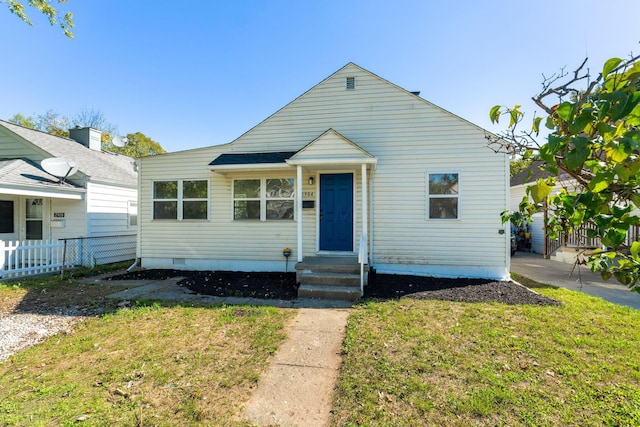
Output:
[0,312,85,361]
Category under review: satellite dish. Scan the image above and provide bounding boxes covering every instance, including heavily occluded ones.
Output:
[41,157,78,181]
[112,135,129,147]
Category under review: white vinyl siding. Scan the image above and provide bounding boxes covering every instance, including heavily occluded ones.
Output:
[86,182,137,236]
[138,64,509,278]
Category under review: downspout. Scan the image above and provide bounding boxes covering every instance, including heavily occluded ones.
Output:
[129,158,141,272]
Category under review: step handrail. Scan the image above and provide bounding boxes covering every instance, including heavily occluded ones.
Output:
[358,233,368,296]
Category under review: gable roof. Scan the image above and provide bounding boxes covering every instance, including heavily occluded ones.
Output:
[0,158,85,199]
[0,119,136,186]
[225,62,494,150]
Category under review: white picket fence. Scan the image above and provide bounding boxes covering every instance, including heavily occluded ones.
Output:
[0,235,137,280]
[0,239,72,279]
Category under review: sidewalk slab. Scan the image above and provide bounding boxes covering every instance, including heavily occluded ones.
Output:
[243,308,350,427]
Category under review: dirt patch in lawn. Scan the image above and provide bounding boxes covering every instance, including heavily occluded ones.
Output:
[107,270,560,306]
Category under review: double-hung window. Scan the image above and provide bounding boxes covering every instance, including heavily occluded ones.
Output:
[234,178,294,220]
[427,173,459,219]
[153,180,208,220]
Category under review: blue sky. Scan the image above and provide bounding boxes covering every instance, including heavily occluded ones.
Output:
[1,0,638,153]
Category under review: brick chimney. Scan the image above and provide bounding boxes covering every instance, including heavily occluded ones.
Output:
[69,126,102,151]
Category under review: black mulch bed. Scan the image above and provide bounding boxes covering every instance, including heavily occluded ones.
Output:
[107,269,560,306]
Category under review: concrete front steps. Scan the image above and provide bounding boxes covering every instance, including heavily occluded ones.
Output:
[296,256,368,301]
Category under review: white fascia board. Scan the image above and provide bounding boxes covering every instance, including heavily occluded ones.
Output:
[0,185,85,200]
[286,158,378,167]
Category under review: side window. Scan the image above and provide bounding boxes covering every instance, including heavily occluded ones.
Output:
[153,180,208,220]
[427,173,459,219]
[233,178,295,221]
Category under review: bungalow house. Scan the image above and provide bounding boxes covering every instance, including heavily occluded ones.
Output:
[138,63,510,299]
[0,120,138,277]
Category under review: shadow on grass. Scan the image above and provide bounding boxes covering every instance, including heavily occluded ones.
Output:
[1,262,134,318]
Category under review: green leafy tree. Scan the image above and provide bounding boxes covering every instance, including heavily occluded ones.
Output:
[3,0,74,37]
[8,109,167,156]
[105,132,167,158]
[488,54,640,291]
[8,113,36,128]
[510,157,535,179]
[34,109,69,137]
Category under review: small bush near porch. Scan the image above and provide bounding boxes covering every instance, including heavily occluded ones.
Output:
[331,278,640,426]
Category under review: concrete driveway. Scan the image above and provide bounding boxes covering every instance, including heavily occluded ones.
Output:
[510,251,640,310]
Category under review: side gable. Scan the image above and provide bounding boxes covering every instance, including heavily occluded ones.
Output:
[223,62,490,154]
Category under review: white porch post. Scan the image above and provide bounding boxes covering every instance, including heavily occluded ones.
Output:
[297,165,303,263]
[361,163,368,258]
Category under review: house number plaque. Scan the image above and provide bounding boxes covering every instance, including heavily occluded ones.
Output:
[53,212,65,218]
[302,191,314,198]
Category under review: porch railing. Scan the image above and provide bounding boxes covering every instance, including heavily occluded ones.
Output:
[544,224,640,259]
[358,232,368,296]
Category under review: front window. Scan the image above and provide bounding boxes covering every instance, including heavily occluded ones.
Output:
[182,180,208,220]
[427,173,459,219]
[153,180,208,220]
[266,178,294,220]
[234,178,295,220]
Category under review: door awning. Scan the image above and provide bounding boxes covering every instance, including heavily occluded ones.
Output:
[209,151,297,173]
[209,129,377,173]
[286,129,377,169]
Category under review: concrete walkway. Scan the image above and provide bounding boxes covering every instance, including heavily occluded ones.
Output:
[510,251,640,310]
[243,308,350,426]
[91,275,352,426]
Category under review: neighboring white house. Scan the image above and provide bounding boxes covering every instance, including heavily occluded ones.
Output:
[0,120,138,276]
[509,160,569,255]
[138,63,510,296]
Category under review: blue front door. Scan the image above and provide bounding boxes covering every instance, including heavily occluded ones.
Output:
[319,173,353,251]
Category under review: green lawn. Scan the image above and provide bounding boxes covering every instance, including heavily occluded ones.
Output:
[2,271,639,426]
[331,284,640,426]
[0,299,292,426]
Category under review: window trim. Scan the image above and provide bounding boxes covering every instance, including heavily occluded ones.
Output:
[233,177,295,221]
[152,179,209,221]
[426,171,460,220]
